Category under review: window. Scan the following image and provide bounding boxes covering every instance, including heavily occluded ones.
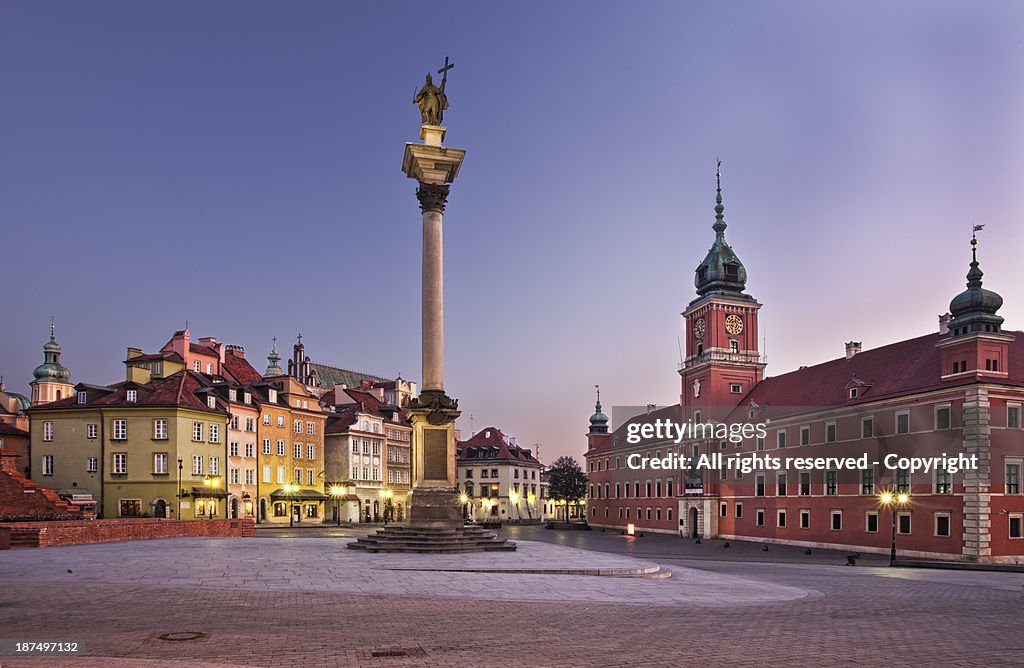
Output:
[209,424,219,443]
[935,466,952,494]
[825,422,836,443]
[831,510,842,531]
[800,509,810,529]
[730,383,742,394]
[231,468,241,485]
[153,453,168,474]
[245,443,254,458]
[77,391,88,404]
[755,474,765,497]
[206,363,213,374]
[193,455,203,475]
[800,426,810,446]
[861,468,875,495]
[777,509,787,528]
[277,440,285,456]
[230,442,239,457]
[694,410,701,423]
[87,457,98,472]
[896,467,910,494]
[43,421,54,441]
[826,471,837,496]
[776,473,787,496]
[154,419,168,440]
[307,444,315,460]
[729,340,740,354]
[776,430,786,448]
[193,421,203,441]
[119,499,142,517]
[756,436,765,450]
[294,443,302,459]
[263,413,271,425]
[373,442,380,456]
[935,405,951,430]
[113,419,127,440]
[245,417,255,432]
[1006,463,1021,494]
[866,512,879,533]
[294,420,302,434]
[126,389,137,403]
[861,417,873,439]
[1010,514,1023,539]
[263,465,272,483]
[351,441,359,454]
[307,422,315,435]
[896,411,910,435]
[210,456,219,475]
[245,468,254,485]
[207,395,217,409]
[87,424,98,439]
[293,468,301,484]
[756,508,765,527]
[307,469,315,485]
[799,472,811,496]
[194,361,201,372]
[898,513,911,535]
[277,466,285,484]
[735,503,743,518]
[720,501,727,517]
[277,416,284,427]
[112,452,127,475]
[269,389,278,403]
[229,389,237,402]
[849,387,858,399]
[42,455,54,476]
[935,513,951,537]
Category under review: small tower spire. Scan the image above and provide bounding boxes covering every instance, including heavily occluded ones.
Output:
[588,384,609,435]
[50,317,55,341]
[265,337,283,376]
[713,159,726,237]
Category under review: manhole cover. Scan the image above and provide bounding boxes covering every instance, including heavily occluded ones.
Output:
[158,631,209,642]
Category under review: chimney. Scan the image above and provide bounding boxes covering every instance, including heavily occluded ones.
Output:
[0,452,20,475]
[938,313,951,336]
[226,344,245,359]
[845,341,862,360]
[646,403,656,415]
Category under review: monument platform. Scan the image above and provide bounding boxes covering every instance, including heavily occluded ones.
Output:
[347,523,516,553]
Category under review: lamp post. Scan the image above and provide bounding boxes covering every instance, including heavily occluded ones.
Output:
[509,489,520,522]
[203,475,221,520]
[459,492,469,521]
[176,458,183,519]
[379,488,393,525]
[879,491,910,566]
[330,485,344,526]
[284,483,296,527]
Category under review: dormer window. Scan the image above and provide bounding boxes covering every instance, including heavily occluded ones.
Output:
[243,392,251,405]
[194,361,201,372]
[724,263,739,279]
[77,391,87,404]
[206,363,213,374]
[697,266,707,282]
[849,388,858,399]
[126,390,137,403]
[229,389,237,402]
[207,396,217,409]
[268,389,278,403]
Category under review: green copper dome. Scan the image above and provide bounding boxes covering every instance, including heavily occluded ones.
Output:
[695,165,748,297]
[588,388,609,435]
[33,326,71,382]
[948,238,1003,336]
[265,337,283,376]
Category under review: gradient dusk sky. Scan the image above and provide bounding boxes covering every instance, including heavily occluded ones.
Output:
[2,2,1023,462]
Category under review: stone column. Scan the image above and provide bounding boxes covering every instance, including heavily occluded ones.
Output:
[961,386,992,561]
[402,125,466,526]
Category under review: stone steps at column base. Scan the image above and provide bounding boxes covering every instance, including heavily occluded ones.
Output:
[347,523,517,553]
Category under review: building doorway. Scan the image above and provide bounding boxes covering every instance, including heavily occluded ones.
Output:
[230,497,239,519]
[260,498,267,521]
[153,498,167,518]
[689,506,699,538]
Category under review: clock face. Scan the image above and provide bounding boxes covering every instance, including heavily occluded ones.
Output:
[693,318,706,339]
[725,314,744,335]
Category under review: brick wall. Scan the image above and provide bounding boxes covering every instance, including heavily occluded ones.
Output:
[0,518,255,548]
[0,452,89,521]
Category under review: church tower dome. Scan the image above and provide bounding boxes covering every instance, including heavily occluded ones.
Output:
[30,320,74,405]
[265,337,283,376]
[947,231,1004,336]
[694,162,748,297]
[588,386,609,435]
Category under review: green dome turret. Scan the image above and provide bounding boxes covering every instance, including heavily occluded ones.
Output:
[947,232,1004,337]
[695,162,749,297]
[588,385,609,435]
[32,321,71,382]
[265,337,283,376]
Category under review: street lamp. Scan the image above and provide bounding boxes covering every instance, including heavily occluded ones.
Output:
[203,475,221,520]
[330,485,345,526]
[879,490,910,566]
[459,492,469,521]
[509,489,521,522]
[379,488,393,525]
[176,458,183,519]
[284,483,296,527]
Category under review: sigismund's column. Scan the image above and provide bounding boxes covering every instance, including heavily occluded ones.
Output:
[402,63,466,526]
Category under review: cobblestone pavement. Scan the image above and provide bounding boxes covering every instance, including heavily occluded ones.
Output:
[1,532,1022,667]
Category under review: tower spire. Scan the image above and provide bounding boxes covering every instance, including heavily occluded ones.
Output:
[265,337,283,376]
[588,384,608,435]
[713,159,726,237]
[947,225,1003,336]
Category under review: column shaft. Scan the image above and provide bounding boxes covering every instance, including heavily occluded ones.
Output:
[422,208,444,391]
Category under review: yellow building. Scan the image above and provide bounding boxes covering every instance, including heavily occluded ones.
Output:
[29,370,230,519]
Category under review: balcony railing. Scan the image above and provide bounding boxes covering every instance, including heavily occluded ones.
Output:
[679,348,765,370]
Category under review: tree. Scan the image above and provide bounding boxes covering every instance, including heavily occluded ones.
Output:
[546,456,588,523]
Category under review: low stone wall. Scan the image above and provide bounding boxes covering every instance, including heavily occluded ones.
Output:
[0,527,10,550]
[0,518,255,548]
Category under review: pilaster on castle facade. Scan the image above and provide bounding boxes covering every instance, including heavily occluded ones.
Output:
[961,386,992,559]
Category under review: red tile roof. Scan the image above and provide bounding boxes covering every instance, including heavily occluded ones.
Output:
[222,352,263,386]
[0,422,29,437]
[457,426,540,464]
[30,372,224,414]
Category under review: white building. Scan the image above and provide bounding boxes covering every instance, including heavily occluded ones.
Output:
[456,426,544,523]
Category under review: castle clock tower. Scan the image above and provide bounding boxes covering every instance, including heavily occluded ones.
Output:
[680,165,765,420]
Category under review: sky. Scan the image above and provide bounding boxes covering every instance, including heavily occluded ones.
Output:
[2,1,1023,463]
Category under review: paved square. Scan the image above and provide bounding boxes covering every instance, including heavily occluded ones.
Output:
[1,528,1022,666]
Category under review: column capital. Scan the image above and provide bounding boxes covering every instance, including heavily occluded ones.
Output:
[416,183,450,213]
